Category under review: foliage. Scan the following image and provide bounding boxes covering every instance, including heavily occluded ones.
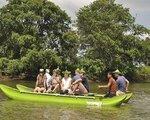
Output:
[77,58,105,79]
[77,0,150,76]
[0,0,78,76]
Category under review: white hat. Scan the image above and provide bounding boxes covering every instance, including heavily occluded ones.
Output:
[46,69,50,73]
[39,69,44,72]
[113,69,122,74]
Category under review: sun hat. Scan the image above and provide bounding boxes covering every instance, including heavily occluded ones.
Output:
[75,68,80,73]
[62,70,71,75]
[80,68,85,73]
[113,69,122,74]
[46,69,50,73]
[39,69,44,72]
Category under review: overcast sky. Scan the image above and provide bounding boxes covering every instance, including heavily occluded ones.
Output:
[0,0,150,28]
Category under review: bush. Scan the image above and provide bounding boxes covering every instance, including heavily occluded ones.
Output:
[7,60,23,76]
[0,58,9,74]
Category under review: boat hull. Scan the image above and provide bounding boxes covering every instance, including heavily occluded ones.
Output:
[0,84,127,107]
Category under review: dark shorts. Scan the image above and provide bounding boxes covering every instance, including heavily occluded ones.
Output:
[104,92,116,98]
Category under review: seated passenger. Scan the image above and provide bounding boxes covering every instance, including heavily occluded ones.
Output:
[60,70,72,94]
[71,68,88,95]
[98,72,117,97]
[80,69,90,92]
[44,69,52,92]
[46,69,61,93]
[113,69,129,96]
[34,69,46,93]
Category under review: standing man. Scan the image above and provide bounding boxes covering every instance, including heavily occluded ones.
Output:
[113,69,129,96]
[98,72,117,97]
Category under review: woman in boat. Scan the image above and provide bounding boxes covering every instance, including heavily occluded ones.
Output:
[113,70,129,96]
[80,69,90,92]
[71,68,88,95]
[60,70,72,94]
[47,69,61,93]
[34,69,46,93]
[44,69,52,92]
[98,72,117,97]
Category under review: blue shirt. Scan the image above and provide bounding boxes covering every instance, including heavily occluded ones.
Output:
[116,76,127,92]
[73,74,81,81]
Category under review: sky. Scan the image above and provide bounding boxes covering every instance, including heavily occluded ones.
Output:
[0,0,150,28]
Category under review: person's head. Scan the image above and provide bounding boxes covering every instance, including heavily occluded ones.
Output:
[75,68,80,75]
[39,69,44,75]
[46,69,50,74]
[113,69,122,78]
[63,70,71,78]
[107,72,113,79]
[53,69,58,76]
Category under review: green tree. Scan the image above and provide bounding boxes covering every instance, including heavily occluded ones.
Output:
[0,0,77,76]
[77,0,150,76]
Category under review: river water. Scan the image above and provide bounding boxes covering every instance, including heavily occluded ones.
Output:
[0,80,150,120]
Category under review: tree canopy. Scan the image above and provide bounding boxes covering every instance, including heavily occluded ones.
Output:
[0,0,149,80]
[0,0,78,76]
[77,0,150,76]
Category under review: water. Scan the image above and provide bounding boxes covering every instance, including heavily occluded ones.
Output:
[0,80,150,120]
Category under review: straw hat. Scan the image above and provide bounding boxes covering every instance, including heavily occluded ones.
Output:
[113,69,122,74]
[75,68,80,73]
[53,69,60,74]
[46,69,50,73]
[80,68,85,73]
[39,69,44,72]
[62,70,71,75]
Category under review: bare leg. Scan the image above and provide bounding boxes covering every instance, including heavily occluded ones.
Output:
[72,84,79,93]
[34,87,40,93]
[78,83,88,94]
[52,84,59,93]
[40,87,46,93]
[46,85,53,93]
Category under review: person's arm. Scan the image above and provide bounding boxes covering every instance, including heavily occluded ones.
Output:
[98,80,111,88]
[35,76,39,88]
[72,79,82,85]
[125,79,129,91]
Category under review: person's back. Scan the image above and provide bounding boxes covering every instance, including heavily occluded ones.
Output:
[81,76,90,92]
[109,77,117,94]
[116,76,126,92]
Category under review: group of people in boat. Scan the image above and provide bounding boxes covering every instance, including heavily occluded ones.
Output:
[34,68,89,95]
[34,68,129,97]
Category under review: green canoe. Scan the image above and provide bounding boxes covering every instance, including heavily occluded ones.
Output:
[0,84,126,107]
[16,84,133,103]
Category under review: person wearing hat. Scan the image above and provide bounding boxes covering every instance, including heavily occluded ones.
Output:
[34,69,46,93]
[113,69,129,96]
[44,69,52,92]
[80,69,90,92]
[47,69,61,93]
[60,70,72,94]
[71,68,88,94]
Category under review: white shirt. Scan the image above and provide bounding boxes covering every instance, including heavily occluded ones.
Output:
[45,73,52,87]
[61,77,72,91]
